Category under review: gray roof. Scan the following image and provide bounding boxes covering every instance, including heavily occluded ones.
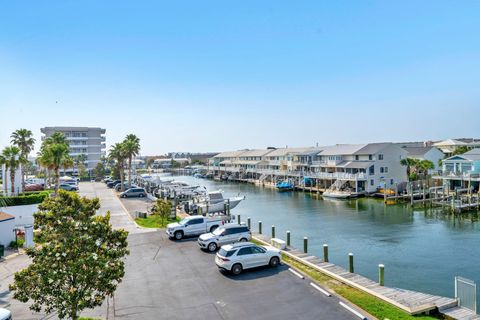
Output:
[403,147,435,157]
[239,149,275,157]
[213,150,246,158]
[446,148,480,161]
[266,147,313,157]
[354,143,392,155]
[318,144,366,156]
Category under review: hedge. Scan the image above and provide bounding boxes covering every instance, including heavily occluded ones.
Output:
[0,191,51,206]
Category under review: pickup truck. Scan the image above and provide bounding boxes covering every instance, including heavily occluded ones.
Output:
[167,215,229,240]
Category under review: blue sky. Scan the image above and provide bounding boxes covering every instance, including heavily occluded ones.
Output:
[0,1,479,155]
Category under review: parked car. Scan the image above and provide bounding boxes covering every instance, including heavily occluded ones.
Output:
[24,183,44,192]
[115,182,137,192]
[167,215,228,240]
[119,187,147,198]
[0,308,12,320]
[198,224,251,252]
[215,242,281,275]
[58,183,78,191]
[107,180,121,188]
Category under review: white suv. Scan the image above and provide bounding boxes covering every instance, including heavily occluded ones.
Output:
[198,224,251,252]
[215,242,281,275]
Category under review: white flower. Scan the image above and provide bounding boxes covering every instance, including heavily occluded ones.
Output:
[95,239,101,246]
[92,253,98,260]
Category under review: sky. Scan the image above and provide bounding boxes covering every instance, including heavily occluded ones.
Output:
[0,1,479,156]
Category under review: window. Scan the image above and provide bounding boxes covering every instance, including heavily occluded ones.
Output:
[369,165,374,175]
[237,247,253,256]
[219,249,236,257]
[369,155,373,161]
[384,167,388,173]
[251,246,266,254]
[390,179,394,185]
[378,154,384,160]
[355,155,359,160]
[380,167,384,173]
[188,218,203,225]
[370,179,374,186]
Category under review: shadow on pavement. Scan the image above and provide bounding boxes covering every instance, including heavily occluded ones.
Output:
[220,264,288,281]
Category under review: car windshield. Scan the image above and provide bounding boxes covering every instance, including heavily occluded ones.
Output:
[212,228,225,236]
[179,219,190,226]
[218,248,236,257]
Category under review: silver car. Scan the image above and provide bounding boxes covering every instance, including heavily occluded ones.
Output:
[120,188,147,198]
[198,224,251,252]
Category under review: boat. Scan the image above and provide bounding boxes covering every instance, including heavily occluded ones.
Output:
[195,190,246,213]
[321,190,353,199]
[276,181,294,191]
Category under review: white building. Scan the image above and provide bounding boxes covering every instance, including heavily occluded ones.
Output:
[311,143,408,194]
[0,212,16,247]
[1,164,22,196]
[40,127,106,174]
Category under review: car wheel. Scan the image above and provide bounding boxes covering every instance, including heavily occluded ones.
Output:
[174,231,183,240]
[139,194,144,198]
[269,256,280,267]
[231,263,243,275]
[210,226,218,232]
[122,194,127,198]
[207,242,217,252]
[239,238,248,242]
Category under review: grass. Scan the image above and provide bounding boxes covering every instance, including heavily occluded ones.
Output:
[135,215,180,228]
[282,255,441,320]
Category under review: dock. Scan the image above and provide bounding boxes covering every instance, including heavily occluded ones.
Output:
[253,232,479,320]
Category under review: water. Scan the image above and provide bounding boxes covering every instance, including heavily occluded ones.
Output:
[176,175,480,301]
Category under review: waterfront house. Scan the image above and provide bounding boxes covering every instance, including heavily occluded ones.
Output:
[311,143,408,194]
[263,147,313,172]
[402,146,444,171]
[434,148,480,191]
[211,150,247,173]
[237,149,274,173]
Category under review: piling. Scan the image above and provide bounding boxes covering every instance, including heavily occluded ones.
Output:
[303,237,308,253]
[237,214,240,224]
[379,264,385,286]
[323,244,329,262]
[272,225,276,238]
[259,221,262,234]
[247,217,251,229]
[286,231,291,246]
[348,253,354,273]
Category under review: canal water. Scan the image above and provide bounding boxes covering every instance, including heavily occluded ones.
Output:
[176,175,480,302]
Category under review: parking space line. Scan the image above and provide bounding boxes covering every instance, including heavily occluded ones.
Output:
[310,282,331,297]
[288,268,305,279]
[339,301,368,320]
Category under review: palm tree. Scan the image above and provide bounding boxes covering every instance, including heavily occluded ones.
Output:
[11,129,36,189]
[122,134,140,188]
[0,146,22,195]
[38,132,72,196]
[109,143,127,191]
[400,158,419,181]
[74,154,88,178]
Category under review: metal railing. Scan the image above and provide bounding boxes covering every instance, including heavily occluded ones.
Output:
[456,276,477,313]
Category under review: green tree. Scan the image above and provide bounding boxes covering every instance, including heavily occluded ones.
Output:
[452,145,470,155]
[400,158,435,181]
[9,191,129,320]
[108,143,127,191]
[122,134,140,188]
[38,132,73,195]
[93,162,106,180]
[74,154,88,177]
[11,129,36,189]
[78,163,88,179]
[0,146,22,194]
[151,198,172,226]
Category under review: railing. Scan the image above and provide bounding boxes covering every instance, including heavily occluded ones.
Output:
[211,167,367,180]
[434,172,480,179]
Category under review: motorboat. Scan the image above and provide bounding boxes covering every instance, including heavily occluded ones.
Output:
[276,181,294,191]
[194,190,246,213]
[321,190,353,199]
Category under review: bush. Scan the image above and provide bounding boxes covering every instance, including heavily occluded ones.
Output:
[0,191,51,206]
[9,238,25,248]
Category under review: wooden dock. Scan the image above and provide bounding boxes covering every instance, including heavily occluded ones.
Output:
[253,233,479,320]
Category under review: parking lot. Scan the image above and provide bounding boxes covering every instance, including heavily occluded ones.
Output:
[115,230,358,320]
